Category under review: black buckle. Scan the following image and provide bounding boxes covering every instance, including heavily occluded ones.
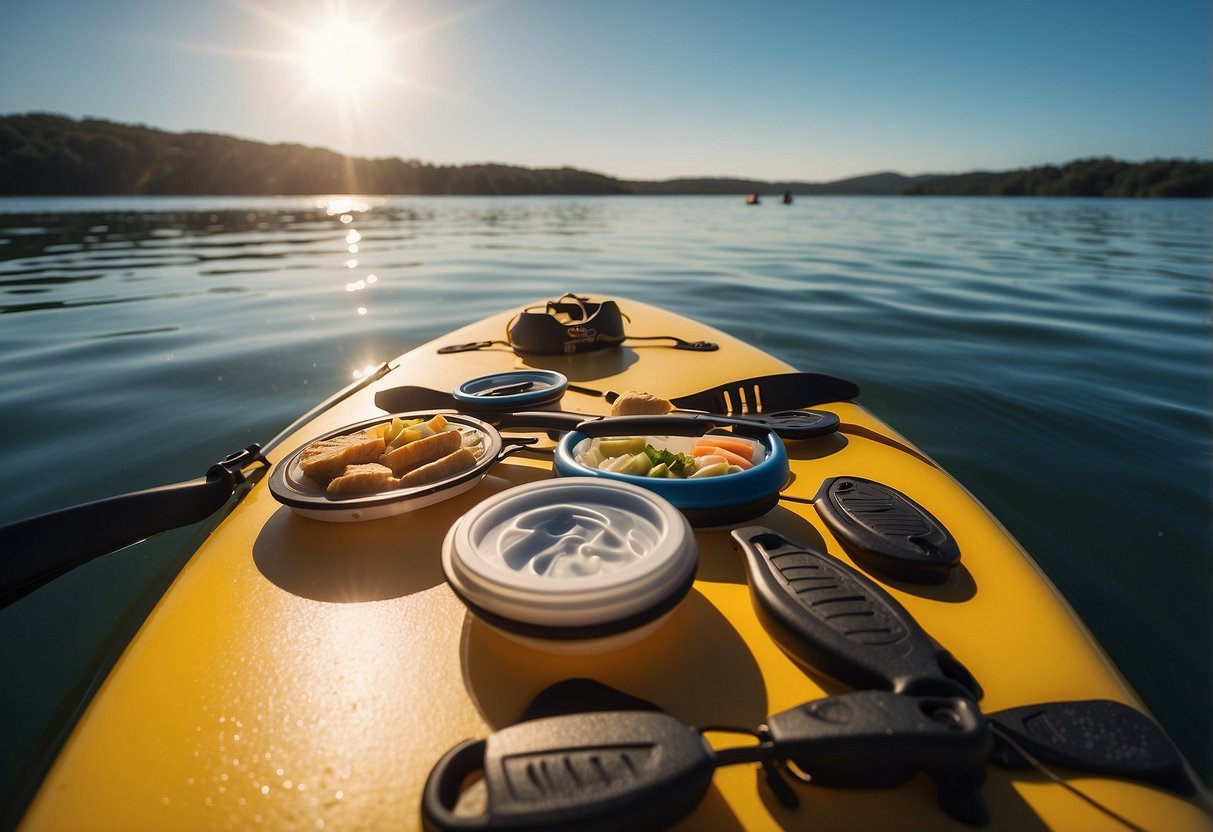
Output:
[207,444,270,487]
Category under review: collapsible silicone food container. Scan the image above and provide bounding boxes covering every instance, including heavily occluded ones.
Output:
[553,429,788,527]
[441,478,697,654]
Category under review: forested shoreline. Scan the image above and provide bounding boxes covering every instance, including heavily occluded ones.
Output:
[1,113,1209,197]
[904,157,1212,198]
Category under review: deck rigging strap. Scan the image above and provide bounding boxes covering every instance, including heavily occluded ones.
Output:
[437,293,718,354]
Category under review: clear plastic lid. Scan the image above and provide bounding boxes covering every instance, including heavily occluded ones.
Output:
[442,478,697,628]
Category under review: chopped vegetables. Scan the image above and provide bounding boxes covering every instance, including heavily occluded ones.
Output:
[574,433,760,479]
[642,444,696,476]
[691,444,754,470]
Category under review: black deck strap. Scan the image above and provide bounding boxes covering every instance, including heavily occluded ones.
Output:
[623,335,719,352]
[436,339,508,354]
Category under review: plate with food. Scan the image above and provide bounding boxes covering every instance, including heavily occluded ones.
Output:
[268,412,533,522]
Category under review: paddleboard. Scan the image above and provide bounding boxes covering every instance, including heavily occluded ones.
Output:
[17,295,1211,830]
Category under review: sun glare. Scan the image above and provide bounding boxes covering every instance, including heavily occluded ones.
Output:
[300,15,389,95]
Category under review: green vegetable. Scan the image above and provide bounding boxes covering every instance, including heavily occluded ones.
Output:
[621,452,653,476]
[648,463,670,478]
[598,437,647,458]
[643,444,696,476]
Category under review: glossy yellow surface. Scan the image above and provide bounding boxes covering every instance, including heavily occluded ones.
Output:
[21,298,1211,830]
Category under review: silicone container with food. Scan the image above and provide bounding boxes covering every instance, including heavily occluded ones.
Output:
[553,427,789,527]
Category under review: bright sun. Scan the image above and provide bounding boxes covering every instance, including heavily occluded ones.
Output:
[300,15,389,95]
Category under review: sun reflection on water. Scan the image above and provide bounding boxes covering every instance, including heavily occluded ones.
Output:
[319,197,389,379]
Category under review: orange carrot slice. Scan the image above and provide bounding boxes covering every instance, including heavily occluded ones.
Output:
[692,445,754,469]
[693,435,758,462]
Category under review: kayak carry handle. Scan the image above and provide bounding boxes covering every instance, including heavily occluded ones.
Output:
[421,739,493,831]
[0,445,268,607]
[422,711,717,832]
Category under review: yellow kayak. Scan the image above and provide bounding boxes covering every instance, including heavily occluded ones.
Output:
[17,295,1211,830]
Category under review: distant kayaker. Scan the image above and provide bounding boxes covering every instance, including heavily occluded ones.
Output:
[746,193,760,205]
[782,191,793,204]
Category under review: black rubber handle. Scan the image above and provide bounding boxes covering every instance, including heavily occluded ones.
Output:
[575,413,744,437]
[729,525,981,699]
[374,385,460,412]
[421,739,492,831]
[422,711,715,832]
[576,411,838,440]
[0,445,265,607]
[487,412,744,437]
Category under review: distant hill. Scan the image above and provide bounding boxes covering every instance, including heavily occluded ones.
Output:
[627,171,939,195]
[0,113,1207,197]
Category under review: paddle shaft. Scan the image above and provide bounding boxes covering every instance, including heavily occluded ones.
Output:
[0,446,266,607]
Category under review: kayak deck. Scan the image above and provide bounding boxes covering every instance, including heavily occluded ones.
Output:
[19,297,1211,830]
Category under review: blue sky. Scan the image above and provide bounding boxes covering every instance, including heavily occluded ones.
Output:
[1,0,1208,181]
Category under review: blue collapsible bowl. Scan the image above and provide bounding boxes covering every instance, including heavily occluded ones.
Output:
[553,428,789,528]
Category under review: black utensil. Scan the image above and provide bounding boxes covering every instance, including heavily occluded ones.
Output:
[604,372,860,414]
[376,371,859,418]
[458,409,839,443]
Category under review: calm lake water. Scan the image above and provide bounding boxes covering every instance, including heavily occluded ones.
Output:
[1,194,1210,817]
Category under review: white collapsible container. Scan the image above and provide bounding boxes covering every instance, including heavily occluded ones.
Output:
[442,478,698,654]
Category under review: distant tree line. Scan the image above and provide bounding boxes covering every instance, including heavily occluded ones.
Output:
[0,113,629,196]
[904,157,1213,198]
[1,113,1209,198]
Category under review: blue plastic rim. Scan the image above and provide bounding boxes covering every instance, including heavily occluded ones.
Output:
[452,370,569,409]
[553,429,789,512]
